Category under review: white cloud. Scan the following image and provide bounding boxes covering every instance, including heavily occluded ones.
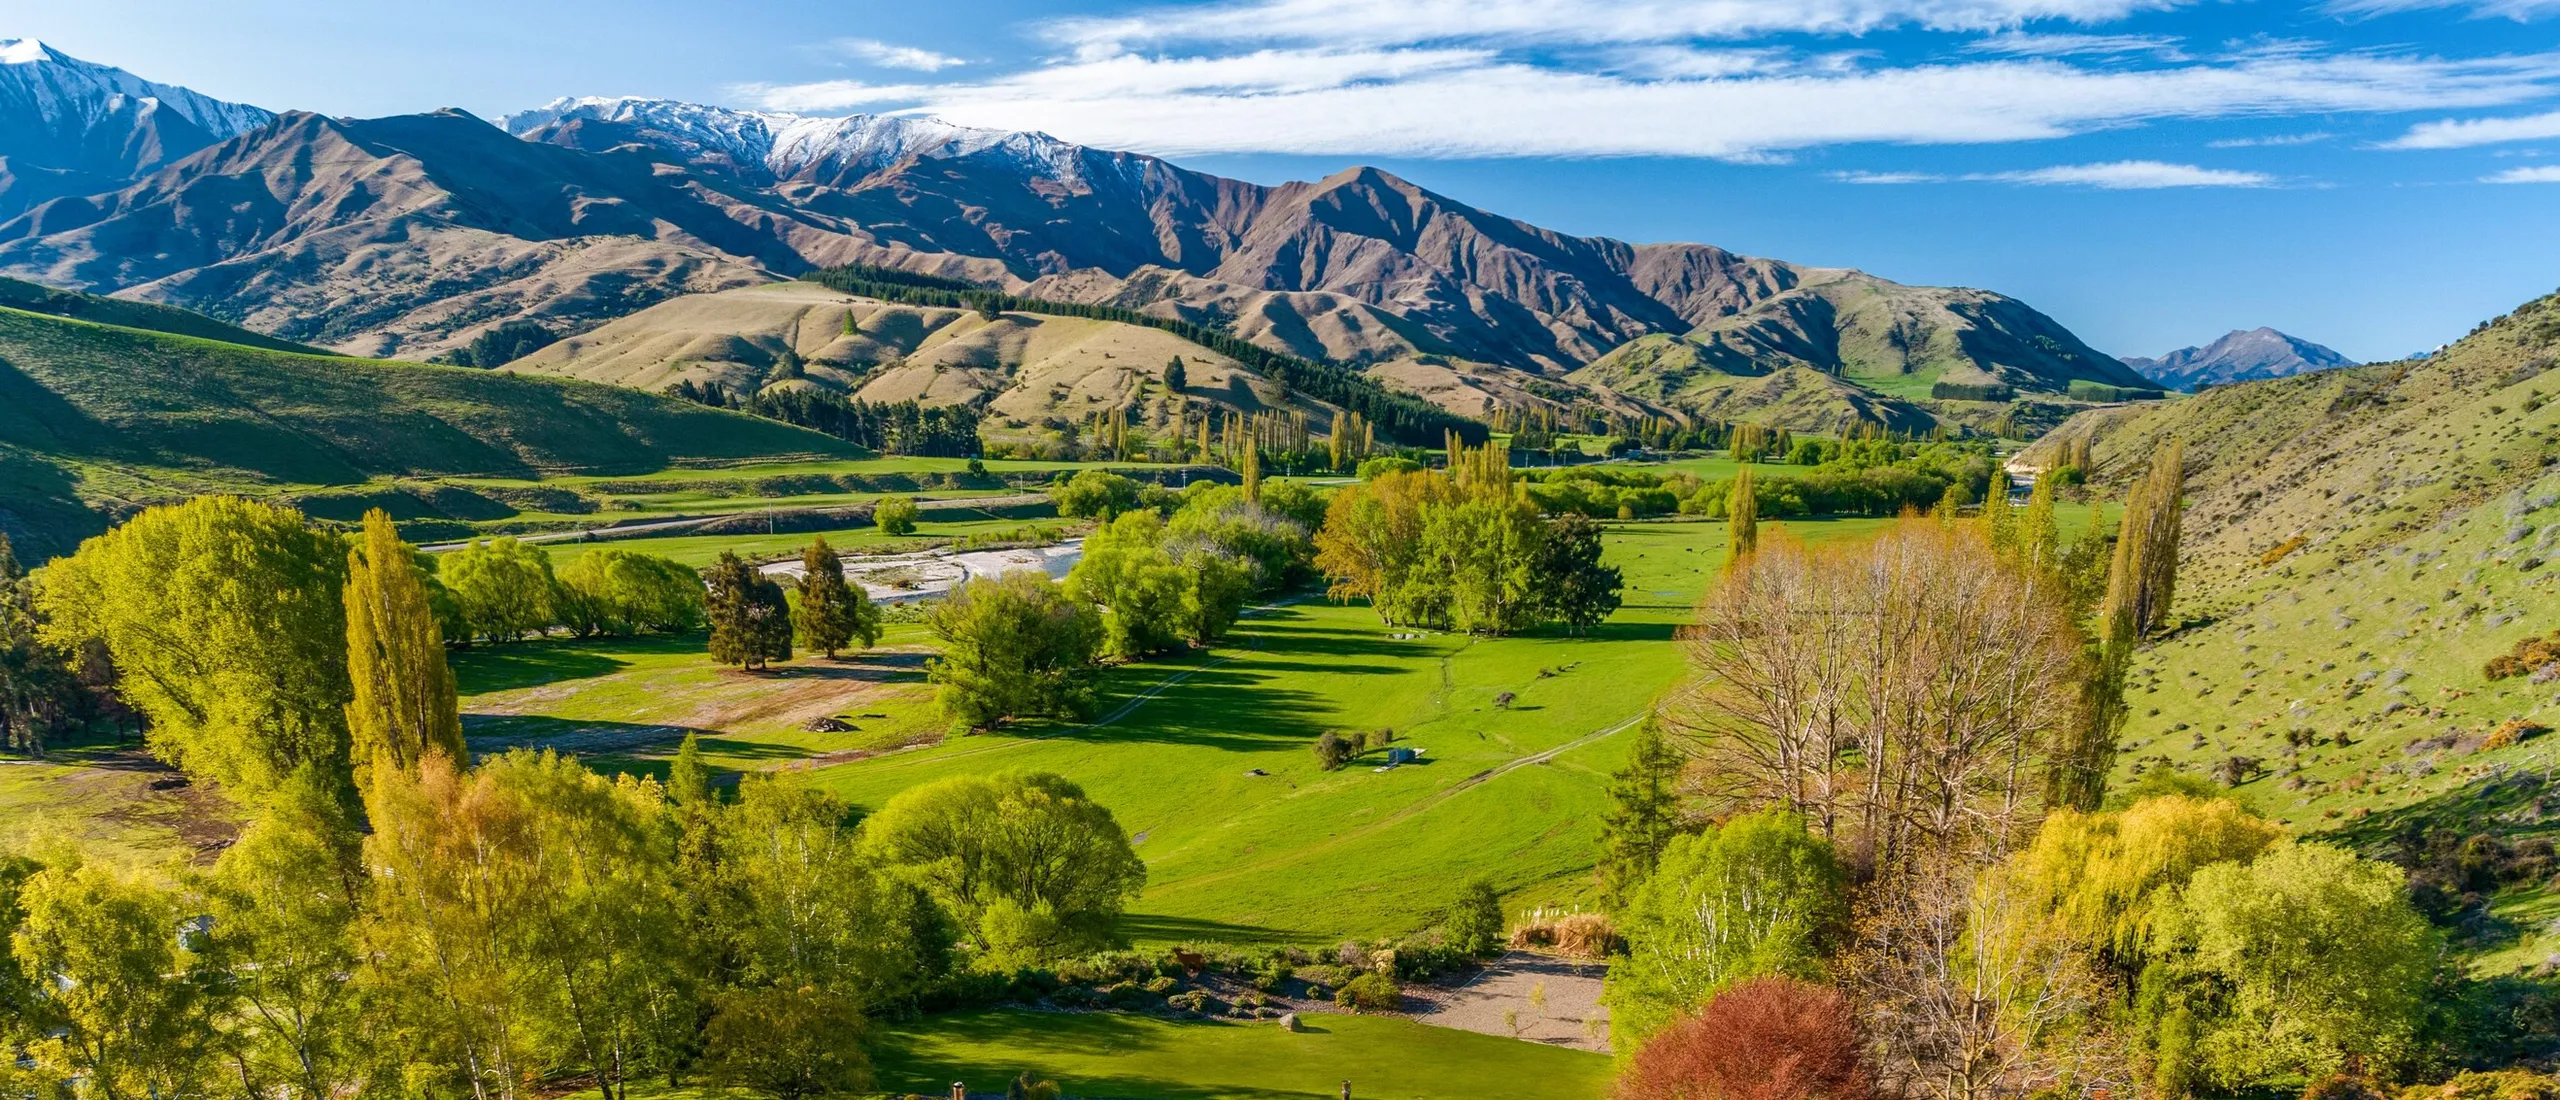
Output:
[827,37,967,72]
[739,48,2560,161]
[1831,170,1953,182]
[2327,0,2560,20]
[1966,31,2185,58]
[2384,108,2560,148]
[1046,0,2196,52]
[2207,131,2333,146]
[1829,160,2273,186]
[1988,159,2274,186]
[2485,165,2560,181]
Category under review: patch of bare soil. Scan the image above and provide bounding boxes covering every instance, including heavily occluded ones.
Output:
[1405,951,1611,1052]
[68,751,243,864]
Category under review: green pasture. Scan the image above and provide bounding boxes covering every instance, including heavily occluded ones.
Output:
[539,514,1076,569]
[870,1009,1612,1100]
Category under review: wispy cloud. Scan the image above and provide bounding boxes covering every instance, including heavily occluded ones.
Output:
[1831,160,2273,186]
[1045,0,2202,52]
[738,48,2560,161]
[2207,131,2333,146]
[2485,165,2560,181]
[1965,31,2185,58]
[2383,107,2560,148]
[2326,0,2560,20]
[826,37,967,72]
[1991,160,2274,186]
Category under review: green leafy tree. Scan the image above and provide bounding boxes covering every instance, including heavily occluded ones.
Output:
[925,573,1103,730]
[2050,440,2184,811]
[793,537,878,657]
[555,549,704,636]
[2146,841,2434,1094]
[716,774,950,1004]
[1446,877,1504,958]
[0,533,82,756]
[668,732,713,808]
[1598,721,1685,909]
[859,772,1145,963]
[697,986,872,1100]
[1534,513,1623,634]
[195,766,368,1100]
[706,552,793,671]
[344,509,464,785]
[1052,470,1143,520]
[1067,511,1194,658]
[12,860,215,1100]
[442,537,559,642]
[1418,493,1547,634]
[37,496,350,795]
[1726,465,1758,569]
[1604,810,1846,1046]
[872,496,921,537]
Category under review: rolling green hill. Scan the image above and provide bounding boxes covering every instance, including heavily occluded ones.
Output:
[0,294,858,559]
[0,275,323,354]
[2032,288,2560,964]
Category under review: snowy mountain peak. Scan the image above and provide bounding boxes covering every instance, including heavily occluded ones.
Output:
[0,37,271,140]
[499,95,1103,186]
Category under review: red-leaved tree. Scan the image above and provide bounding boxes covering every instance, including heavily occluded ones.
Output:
[1618,976,1873,1100]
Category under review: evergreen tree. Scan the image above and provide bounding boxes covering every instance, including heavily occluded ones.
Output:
[1446,877,1505,957]
[706,552,793,671]
[793,537,878,658]
[343,510,464,784]
[1598,720,1685,909]
[1534,514,1623,635]
[668,732,712,808]
[1163,356,1186,392]
[1726,466,1759,570]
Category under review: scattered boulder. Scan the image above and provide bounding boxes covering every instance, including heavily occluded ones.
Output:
[804,716,856,732]
[1279,1012,1302,1032]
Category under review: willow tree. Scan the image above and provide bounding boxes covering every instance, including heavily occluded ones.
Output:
[344,509,463,784]
[37,496,350,795]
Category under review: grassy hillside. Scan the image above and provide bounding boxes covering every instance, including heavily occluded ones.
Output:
[0,300,857,558]
[1570,336,1940,434]
[2037,288,2560,965]
[0,275,323,354]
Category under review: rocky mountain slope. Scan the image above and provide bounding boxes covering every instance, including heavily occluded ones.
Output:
[0,46,2131,414]
[2122,326,2355,391]
[2024,291,2560,869]
[0,39,272,218]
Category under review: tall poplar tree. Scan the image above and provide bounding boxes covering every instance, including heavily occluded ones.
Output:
[2049,439,2185,811]
[1726,466,1759,570]
[344,510,464,783]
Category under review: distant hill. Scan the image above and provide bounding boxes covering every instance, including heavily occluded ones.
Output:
[0,288,854,559]
[2024,291,2560,847]
[2121,327,2354,391]
[507,281,1348,432]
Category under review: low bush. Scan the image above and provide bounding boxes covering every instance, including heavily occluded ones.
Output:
[2486,633,2560,681]
[1335,971,1402,1011]
[1616,977,1870,1100]
[1509,911,1621,958]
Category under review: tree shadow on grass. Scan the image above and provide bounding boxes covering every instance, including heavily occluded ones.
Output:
[1118,911,1307,944]
[450,638,689,693]
[874,1011,1325,1100]
[2324,768,2560,854]
[1039,671,1333,750]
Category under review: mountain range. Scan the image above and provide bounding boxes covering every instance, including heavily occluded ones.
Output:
[2121,327,2355,392]
[0,40,2153,431]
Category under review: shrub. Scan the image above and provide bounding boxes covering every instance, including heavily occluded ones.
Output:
[1616,977,1870,1100]
[1314,731,1357,770]
[1053,470,1144,518]
[2397,1072,2560,1100]
[2481,719,2550,752]
[2260,535,2310,567]
[2302,1075,2388,1100]
[874,495,921,536]
[1509,911,1621,958]
[1335,971,1402,1011]
[1447,878,1504,958]
[2486,633,2560,680]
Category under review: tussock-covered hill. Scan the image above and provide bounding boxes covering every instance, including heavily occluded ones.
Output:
[0,290,852,558]
[507,281,1342,430]
[2122,327,2355,392]
[2029,289,2560,891]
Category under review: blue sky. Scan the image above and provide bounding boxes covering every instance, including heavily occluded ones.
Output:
[15,0,2560,361]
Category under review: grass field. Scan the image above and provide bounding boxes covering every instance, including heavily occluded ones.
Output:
[871,1008,1612,1100]
[537,514,1077,568]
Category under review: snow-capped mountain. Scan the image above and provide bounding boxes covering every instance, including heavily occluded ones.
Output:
[499,96,1101,187]
[0,38,273,216]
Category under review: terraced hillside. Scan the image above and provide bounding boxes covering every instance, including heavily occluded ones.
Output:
[2029,291,2560,894]
[0,293,854,558]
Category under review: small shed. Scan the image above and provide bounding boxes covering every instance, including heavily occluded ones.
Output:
[1386,747,1417,765]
